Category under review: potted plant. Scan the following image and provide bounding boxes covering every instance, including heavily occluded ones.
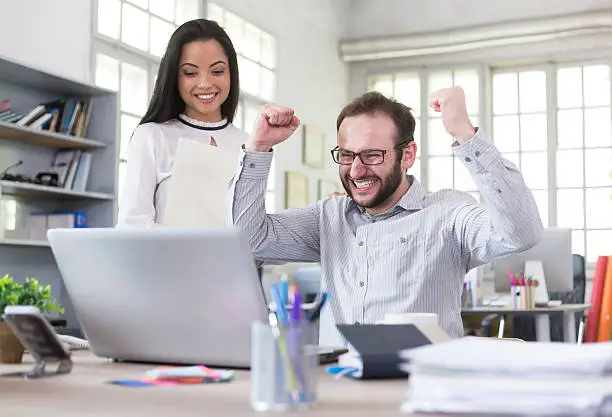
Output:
[0,274,64,364]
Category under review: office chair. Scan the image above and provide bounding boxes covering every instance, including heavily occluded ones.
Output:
[481,254,586,342]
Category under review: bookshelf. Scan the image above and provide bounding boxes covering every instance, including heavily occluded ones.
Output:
[0,238,50,247]
[0,55,118,332]
[0,180,114,200]
[0,120,107,149]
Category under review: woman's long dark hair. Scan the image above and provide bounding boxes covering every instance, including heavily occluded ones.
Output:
[139,19,239,125]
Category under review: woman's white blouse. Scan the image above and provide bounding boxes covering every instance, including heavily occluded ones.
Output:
[117,114,249,227]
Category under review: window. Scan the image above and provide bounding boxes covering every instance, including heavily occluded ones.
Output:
[93,49,155,206]
[555,64,612,263]
[96,0,200,58]
[232,98,276,213]
[427,70,480,200]
[367,62,612,264]
[492,69,549,226]
[368,73,421,180]
[368,69,481,202]
[207,3,277,212]
[207,3,277,101]
[94,0,201,208]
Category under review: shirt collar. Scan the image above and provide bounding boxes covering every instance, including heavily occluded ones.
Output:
[345,175,425,214]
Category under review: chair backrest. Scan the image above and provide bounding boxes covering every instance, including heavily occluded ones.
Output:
[572,254,586,303]
[294,266,322,301]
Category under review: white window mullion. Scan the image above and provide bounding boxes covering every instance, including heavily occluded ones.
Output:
[479,64,491,137]
[546,64,558,227]
[419,70,429,191]
[119,0,124,42]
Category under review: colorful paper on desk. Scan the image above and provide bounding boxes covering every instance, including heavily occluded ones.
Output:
[109,365,234,387]
[164,138,238,228]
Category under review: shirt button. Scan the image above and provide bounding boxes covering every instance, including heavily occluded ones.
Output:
[355,321,360,325]
[239,161,243,166]
[475,151,481,157]
[497,188,503,193]
[249,163,255,168]
[464,157,472,162]
[400,237,406,243]
[359,281,365,287]
[358,241,364,246]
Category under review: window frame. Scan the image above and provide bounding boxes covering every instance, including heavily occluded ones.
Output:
[364,58,612,269]
[206,2,278,212]
[92,0,203,209]
[92,0,279,212]
[366,65,487,194]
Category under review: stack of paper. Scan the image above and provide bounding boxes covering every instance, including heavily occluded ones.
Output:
[399,337,612,415]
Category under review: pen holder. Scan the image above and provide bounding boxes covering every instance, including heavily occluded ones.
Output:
[511,285,535,310]
[250,320,318,412]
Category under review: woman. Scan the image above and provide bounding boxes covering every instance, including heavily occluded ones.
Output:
[117,19,247,227]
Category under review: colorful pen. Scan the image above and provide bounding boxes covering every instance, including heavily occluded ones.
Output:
[270,282,288,324]
[280,274,289,310]
[290,290,303,324]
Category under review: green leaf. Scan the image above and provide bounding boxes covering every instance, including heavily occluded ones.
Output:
[0,274,63,317]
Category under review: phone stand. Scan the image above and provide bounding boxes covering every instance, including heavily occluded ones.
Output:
[1,306,74,379]
[2,355,73,379]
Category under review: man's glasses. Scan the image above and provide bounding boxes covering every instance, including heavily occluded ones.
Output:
[330,140,411,166]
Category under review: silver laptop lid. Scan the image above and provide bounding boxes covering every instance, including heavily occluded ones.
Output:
[47,227,268,367]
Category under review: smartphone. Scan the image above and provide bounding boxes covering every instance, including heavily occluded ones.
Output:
[2,305,70,360]
[317,346,349,364]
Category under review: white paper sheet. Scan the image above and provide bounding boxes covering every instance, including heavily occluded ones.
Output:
[400,336,612,375]
[164,138,238,228]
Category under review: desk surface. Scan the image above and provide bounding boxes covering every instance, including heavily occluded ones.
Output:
[0,351,421,417]
[462,303,591,315]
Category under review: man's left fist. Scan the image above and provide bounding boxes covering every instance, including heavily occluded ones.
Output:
[429,86,476,143]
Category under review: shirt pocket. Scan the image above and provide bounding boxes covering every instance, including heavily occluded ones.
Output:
[366,231,423,293]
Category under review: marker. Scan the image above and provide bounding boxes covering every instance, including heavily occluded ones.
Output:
[270,282,288,324]
[280,274,289,309]
[290,289,303,324]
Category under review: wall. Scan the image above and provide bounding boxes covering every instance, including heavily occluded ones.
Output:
[342,0,612,40]
[1,0,349,211]
[209,0,349,211]
[343,1,612,98]
[0,0,92,83]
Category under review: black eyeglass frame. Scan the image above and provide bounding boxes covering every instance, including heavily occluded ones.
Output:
[330,140,412,165]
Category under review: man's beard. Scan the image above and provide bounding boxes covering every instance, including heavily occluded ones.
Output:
[341,163,404,209]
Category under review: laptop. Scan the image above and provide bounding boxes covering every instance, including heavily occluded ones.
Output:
[47,227,345,368]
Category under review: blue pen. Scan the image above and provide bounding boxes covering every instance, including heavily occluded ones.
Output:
[269,284,299,401]
[287,287,308,398]
[269,282,288,324]
[280,274,289,311]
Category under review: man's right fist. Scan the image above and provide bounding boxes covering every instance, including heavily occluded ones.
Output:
[245,104,300,152]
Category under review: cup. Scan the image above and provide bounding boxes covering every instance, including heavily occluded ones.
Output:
[511,285,535,310]
[250,319,318,412]
[376,312,439,325]
[268,302,319,347]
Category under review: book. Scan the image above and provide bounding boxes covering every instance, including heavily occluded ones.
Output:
[585,256,608,343]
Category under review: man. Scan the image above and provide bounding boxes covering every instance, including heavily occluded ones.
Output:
[230,87,543,345]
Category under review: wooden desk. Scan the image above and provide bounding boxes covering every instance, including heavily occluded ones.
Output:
[462,303,591,342]
[0,351,413,416]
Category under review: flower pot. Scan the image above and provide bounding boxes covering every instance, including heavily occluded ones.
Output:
[0,321,25,364]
